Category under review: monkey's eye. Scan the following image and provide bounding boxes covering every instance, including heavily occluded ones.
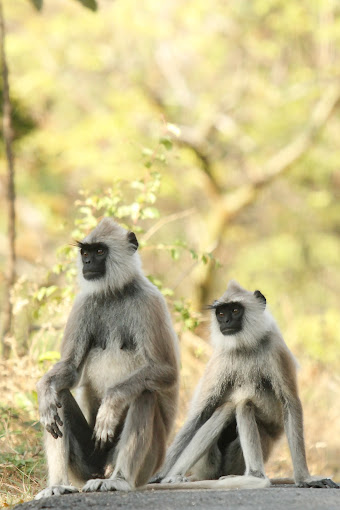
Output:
[232,309,239,314]
[97,249,104,255]
[218,311,224,317]
[80,249,88,257]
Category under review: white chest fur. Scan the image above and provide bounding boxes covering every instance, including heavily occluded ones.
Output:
[78,344,145,398]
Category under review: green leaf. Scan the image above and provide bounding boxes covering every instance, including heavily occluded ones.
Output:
[156,154,166,163]
[159,137,173,151]
[147,275,162,288]
[28,0,43,10]
[73,0,98,11]
[39,351,61,362]
[142,147,154,157]
[161,287,174,297]
[145,192,156,204]
[170,248,180,260]
[35,285,58,302]
[141,207,160,219]
[166,123,181,137]
[131,180,145,191]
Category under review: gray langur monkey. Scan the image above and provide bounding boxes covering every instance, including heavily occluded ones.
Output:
[35,218,180,499]
[151,280,338,490]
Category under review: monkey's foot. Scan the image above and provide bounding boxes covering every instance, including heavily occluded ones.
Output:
[100,477,132,491]
[162,475,191,484]
[82,479,104,492]
[82,477,131,492]
[149,473,163,483]
[297,477,339,489]
[35,485,79,499]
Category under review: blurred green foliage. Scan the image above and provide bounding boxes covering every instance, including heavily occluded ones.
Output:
[27,0,98,12]
[0,0,339,367]
[0,3,339,502]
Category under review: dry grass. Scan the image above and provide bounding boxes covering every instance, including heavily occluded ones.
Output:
[0,358,46,507]
[0,333,339,507]
[0,357,49,506]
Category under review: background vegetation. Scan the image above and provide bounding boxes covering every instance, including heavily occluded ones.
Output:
[1,0,339,505]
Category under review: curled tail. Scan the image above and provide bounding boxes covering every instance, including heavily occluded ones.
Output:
[146,475,270,490]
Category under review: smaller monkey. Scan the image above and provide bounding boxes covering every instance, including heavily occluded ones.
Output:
[152,281,338,490]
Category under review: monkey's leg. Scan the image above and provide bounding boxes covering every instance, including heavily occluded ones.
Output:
[188,442,222,481]
[222,424,274,476]
[235,401,266,479]
[35,389,107,499]
[163,402,235,482]
[83,390,166,492]
[222,437,245,475]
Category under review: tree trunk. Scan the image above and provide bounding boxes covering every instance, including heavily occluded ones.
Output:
[1,0,16,359]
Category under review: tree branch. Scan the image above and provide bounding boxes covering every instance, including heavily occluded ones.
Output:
[142,208,196,243]
[195,84,340,307]
[176,136,222,198]
[140,81,223,198]
[1,0,16,358]
[220,83,340,221]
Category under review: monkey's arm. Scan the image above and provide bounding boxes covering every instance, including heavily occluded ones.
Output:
[282,395,338,488]
[279,351,339,489]
[151,377,230,481]
[162,402,235,482]
[37,298,91,438]
[93,360,176,448]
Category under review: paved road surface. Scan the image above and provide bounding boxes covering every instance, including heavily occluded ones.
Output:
[16,487,340,510]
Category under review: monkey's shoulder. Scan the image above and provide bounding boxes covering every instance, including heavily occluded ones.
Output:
[80,278,163,311]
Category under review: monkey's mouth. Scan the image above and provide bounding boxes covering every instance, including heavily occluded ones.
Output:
[83,270,102,280]
[221,327,239,335]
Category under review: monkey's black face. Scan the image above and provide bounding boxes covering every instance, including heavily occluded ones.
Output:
[79,242,108,280]
[215,302,245,335]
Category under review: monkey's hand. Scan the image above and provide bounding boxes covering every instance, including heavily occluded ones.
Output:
[93,396,125,449]
[296,476,339,489]
[38,389,63,439]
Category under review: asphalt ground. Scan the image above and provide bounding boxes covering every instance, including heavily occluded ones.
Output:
[15,486,340,510]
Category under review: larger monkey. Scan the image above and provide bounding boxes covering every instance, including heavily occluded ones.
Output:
[153,281,338,490]
[35,218,180,499]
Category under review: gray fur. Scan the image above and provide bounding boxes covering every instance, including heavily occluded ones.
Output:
[35,218,180,499]
[155,280,338,490]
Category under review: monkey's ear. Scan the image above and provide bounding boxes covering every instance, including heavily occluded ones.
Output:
[254,290,266,308]
[205,300,220,310]
[127,231,139,252]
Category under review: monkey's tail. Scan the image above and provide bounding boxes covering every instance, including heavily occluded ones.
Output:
[270,478,295,485]
[145,475,270,490]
